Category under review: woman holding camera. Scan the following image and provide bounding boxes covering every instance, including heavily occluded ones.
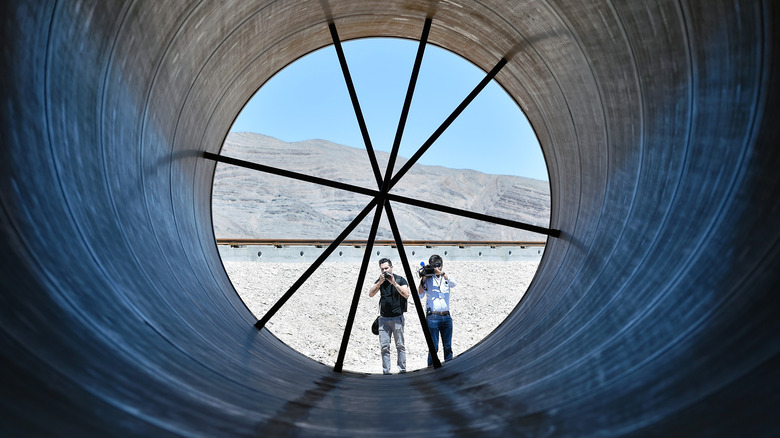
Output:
[368,257,410,374]
[417,254,456,366]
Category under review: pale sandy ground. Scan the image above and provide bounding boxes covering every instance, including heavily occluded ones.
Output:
[224,260,539,374]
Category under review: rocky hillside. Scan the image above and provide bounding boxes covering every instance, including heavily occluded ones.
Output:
[212,132,550,241]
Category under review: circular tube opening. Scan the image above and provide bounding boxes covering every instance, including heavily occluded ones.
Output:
[213,38,550,373]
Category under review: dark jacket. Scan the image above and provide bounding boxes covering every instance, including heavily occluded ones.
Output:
[377,274,408,317]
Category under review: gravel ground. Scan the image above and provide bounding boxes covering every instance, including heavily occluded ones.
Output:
[225,260,539,374]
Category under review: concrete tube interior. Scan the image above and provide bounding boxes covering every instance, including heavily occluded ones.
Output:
[2,1,778,436]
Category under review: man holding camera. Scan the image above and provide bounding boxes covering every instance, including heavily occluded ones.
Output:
[368,258,411,374]
[417,254,456,366]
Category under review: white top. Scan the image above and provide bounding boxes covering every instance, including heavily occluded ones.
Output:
[419,274,456,313]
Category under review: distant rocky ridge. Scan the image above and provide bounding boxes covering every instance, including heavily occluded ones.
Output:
[212,132,550,241]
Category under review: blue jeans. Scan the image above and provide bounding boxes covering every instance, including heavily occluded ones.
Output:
[378,315,405,374]
[426,314,453,366]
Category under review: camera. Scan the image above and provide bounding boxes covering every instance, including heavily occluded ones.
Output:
[383,272,392,280]
[418,264,436,278]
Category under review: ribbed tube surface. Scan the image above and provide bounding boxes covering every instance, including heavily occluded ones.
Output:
[2,1,778,436]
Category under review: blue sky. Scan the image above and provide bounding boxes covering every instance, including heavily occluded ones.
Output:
[229,37,548,181]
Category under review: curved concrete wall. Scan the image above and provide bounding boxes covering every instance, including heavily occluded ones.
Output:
[2,1,778,436]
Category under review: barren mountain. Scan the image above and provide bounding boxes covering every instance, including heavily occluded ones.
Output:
[212,132,550,241]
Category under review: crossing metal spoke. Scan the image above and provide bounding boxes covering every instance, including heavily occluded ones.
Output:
[389,58,509,190]
[254,198,379,330]
[204,152,378,198]
[328,21,384,189]
[388,192,560,237]
[333,202,385,372]
[384,199,442,368]
[384,17,432,185]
